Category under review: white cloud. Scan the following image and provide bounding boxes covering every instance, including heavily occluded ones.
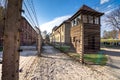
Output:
[107,5,112,8]
[95,7,99,10]
[104,7,115,14]
[100,0,109,4]
[105,10,112,14]
[39,15,71,33]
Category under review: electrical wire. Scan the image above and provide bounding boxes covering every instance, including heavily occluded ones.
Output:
[23,0,39,28]
[27,0,39,27]
[30,0,39,27]
[23,1,36,27]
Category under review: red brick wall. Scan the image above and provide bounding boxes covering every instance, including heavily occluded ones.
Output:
[0,13,37,46]
[20,17,37,45]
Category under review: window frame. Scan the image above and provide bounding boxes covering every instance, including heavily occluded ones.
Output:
[88,15,93,24]
[82,15,88,23]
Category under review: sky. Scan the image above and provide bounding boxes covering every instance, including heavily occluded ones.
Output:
[20,0,120,36]
[30,0,120,34]
[0,0,120,36]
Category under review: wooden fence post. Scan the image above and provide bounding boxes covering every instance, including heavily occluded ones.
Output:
[79,21,84,64]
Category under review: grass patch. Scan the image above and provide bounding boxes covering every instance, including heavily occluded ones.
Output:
[101,39,120,43]
[84,54,107,65]
[55,46,70,52]
[0,47,3,51]
[68,53,107,65]
[55,45,108,65]
[101,39,120,48]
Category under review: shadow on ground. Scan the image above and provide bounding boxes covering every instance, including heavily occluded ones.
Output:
[104,50,120,57]
[40,44,73,62]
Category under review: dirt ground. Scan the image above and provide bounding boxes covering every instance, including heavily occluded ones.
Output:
[28,45,117,80]
[101,48,120,79]
[0,46,38,80]
[0,46,119,80]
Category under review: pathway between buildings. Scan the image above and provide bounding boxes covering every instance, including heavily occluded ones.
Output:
[29,44,117,80]
[102,48,120,79]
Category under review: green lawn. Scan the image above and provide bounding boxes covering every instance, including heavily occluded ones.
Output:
[101,39,120,48]
[55,46,70,52]
[84,54,107,65]
[68,53,107,65]
[54,45,107,65]
[101,39,120,43]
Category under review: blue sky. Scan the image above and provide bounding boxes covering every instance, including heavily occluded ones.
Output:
[22,0,120,36]
[1,0,120,35]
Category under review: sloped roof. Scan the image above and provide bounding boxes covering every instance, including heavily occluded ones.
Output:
[80,5,99,13]
[52,19,71,31]
[70,5,104,20]
[52,26,58,31]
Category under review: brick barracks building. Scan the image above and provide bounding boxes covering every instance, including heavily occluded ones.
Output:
[20,17,37,46]
[0,14,37,46]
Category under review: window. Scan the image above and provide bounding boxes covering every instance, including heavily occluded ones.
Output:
[71,20,75,27]
[94,16,99,24]
[71,19,76,26]
[88,15,93,24]
[76,18,80,25]
[75,19,77,26]
[83,15,87,23]
[72,20,75,26]
[62,26,64,32]
[25,33,27,39]
[62,35,64,41]
[73,37,75,42]
[78,15,81,19]
[76,15,81,25]
[71,15,81,27]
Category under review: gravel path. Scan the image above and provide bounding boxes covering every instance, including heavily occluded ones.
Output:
[0,46,38,80]
[29,45,117,80]
[102,48,120,79]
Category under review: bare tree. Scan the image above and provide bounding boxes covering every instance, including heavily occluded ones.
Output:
[105,6,120,31]
[102,30,118,39]
[42,30,47,39]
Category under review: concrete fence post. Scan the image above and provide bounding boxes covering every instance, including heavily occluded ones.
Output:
[2,0,23,80]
